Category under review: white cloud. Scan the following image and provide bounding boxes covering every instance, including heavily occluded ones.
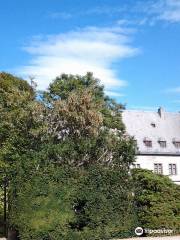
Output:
[155,0,180,22]
[122,0,180,26]
[172,99,180,103]
[105,91,125,97]
[166,87,180,93]
[49,12,72,20]
[143,0,180,23]
[16,26,139,90]
[84,5,128,16]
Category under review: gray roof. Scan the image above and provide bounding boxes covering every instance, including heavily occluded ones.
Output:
[122,108,180,155]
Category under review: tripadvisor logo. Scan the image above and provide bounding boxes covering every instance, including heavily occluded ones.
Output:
[135,227,144,236]
[135,227,174,236]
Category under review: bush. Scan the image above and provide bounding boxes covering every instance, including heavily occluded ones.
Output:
[11,165,136,240]
[72,165,136,239]
[0,188,4,236]
[132,169,180,236]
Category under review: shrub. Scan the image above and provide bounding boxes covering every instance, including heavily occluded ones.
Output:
[0,188,4,236]
[132,169,180,236]
[11,165,136,240]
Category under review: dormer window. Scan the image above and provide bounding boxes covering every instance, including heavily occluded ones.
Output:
[158,141,166,148]
[172,138,180,148]
[143,139,152,147]
[174,142,180,149]
[151,123,156,128]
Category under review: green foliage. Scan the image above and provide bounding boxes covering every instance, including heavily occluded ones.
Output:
[12,165,136,240]
[0,72,45,169]
[72,165,136,239]
[132,169,180,236]
[10,166,76,240]
[0,72,136,239]
[0,188,4,236]
[41,73,134,168]
[43,72,125,132]
[0,72,47,236]
[2,72,180,239]
[44,72,104,101]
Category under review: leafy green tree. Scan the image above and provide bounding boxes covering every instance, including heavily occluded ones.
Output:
[0,72,45,170]
[41,72,133,168]
[132,169,180,236]
[44,72,125,130]
[0,72,136,239]
[0,72,47,238]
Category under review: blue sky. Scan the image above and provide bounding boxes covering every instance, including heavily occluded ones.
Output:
[1,0,180,111]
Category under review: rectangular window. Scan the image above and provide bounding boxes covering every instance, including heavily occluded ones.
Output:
[159,141,166,148]
[144,140,152,147]
[173,142,180,148]
[169,164,177,175]
[154,163,163,174]
[133,164,140,168]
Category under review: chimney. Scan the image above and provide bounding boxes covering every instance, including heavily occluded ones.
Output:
[158,107,164,118]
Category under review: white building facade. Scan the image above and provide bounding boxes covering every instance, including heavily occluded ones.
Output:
[122,108,180,185]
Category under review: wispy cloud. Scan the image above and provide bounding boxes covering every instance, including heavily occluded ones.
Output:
[49,12,72,20]
[48,5,128,21]
[48,1,180,27]
[116,0,180,26]
[16,26,139,91]
[150,0,180,23]
[166,87,180,93]
[84,5,128,16]
[105,91,125,97]
[139,0,180,24]
[172,99,180,103]
[86,0,180,26]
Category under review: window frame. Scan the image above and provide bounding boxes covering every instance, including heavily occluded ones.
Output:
[169,164,177,175]
[151,123,156,128]
[154,163,163,174]
[173,141,180,149]
[143,140,152,147]
[158,140,167,148]
[133,163,141,169]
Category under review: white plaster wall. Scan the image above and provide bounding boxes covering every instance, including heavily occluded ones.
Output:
[134,155,180,185]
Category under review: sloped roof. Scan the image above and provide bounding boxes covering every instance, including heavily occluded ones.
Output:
[122,108,180,155]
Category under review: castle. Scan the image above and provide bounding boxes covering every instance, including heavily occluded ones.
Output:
[122,107,180,185]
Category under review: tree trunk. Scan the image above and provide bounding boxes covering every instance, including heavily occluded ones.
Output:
[7,229,19,240]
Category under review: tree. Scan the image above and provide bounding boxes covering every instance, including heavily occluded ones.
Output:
[0,72,136,239]
[0,72,47,238]
[41,72,133,168]
[0,72,45,170]
[12,165,136,240]
[132,169,180,236]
